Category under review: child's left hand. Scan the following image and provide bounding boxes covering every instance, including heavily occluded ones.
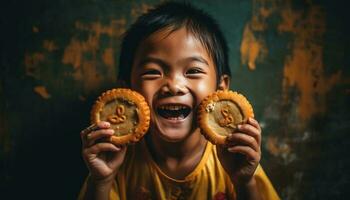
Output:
[217,117,261,186]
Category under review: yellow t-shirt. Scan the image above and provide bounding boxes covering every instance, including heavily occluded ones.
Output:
[79,140,280,200]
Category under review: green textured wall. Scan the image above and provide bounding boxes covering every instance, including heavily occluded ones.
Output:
[1,0,349,199]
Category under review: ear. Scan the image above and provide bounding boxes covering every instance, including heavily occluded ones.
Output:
[218,75,230,91]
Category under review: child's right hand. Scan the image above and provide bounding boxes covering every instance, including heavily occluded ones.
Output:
[80,121,127,184]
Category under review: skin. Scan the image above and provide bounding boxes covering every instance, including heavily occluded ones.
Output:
[81,27,262,200]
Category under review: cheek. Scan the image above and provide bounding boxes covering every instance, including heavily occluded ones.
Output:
[132,81,158,105]
[196,82,209,95]
[192,78,217,103]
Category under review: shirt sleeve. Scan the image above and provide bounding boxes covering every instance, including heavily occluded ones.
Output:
[254,165,280,200]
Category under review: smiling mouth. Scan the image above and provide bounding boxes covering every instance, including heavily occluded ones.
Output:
[157,104,192,120]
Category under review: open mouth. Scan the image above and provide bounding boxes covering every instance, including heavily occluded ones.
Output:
[157,104,192,120]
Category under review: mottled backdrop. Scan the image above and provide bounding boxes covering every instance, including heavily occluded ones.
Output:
[1,0,349,199]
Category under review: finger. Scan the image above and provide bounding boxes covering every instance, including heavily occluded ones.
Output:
[226,133,260,152]
[108,145,128,167]
[86,129,114,147]
[81,121,111,136]
[96,121,111,129]
[227,146,260,162]
[247,117,261,132]
[80,122,110,147]
[86,143,121,155]
[237,123,261,146]
[81,124,97,136]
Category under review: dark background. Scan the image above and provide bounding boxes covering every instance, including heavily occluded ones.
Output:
[1,0,349,199]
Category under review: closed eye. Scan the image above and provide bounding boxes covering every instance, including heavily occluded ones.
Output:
[141,69,161,79]
[186,67,206,76]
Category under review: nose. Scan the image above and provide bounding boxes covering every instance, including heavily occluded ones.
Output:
[160,75,188,96]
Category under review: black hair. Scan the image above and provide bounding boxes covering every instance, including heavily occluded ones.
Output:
[118,1,231,86]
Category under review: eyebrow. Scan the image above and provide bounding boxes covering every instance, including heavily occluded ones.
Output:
[139,56,209,68]
[138,57,169,68]
[185,56,209,66]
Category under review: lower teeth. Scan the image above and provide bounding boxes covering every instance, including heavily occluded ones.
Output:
[167,115,185,120]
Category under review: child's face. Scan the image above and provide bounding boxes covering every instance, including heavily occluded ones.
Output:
[131,27,227,142]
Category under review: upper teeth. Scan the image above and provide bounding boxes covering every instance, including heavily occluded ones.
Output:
[159,105,187,110]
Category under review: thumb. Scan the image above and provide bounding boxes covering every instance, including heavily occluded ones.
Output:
[108,145,128,169]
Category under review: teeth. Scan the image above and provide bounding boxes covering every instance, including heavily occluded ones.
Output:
[159,105,187,110]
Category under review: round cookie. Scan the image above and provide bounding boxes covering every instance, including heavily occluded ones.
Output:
[198,90,254,145]
[91,88,150,145]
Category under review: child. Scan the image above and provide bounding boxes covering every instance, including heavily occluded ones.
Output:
[79,2,279,200]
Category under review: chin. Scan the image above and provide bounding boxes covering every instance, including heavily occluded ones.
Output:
[151,123,193,143]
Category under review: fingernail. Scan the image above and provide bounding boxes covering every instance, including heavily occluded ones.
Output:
[101,121,110,127]
[237,125,241,129]
[227,147,236,153]
[108,129,115,134]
